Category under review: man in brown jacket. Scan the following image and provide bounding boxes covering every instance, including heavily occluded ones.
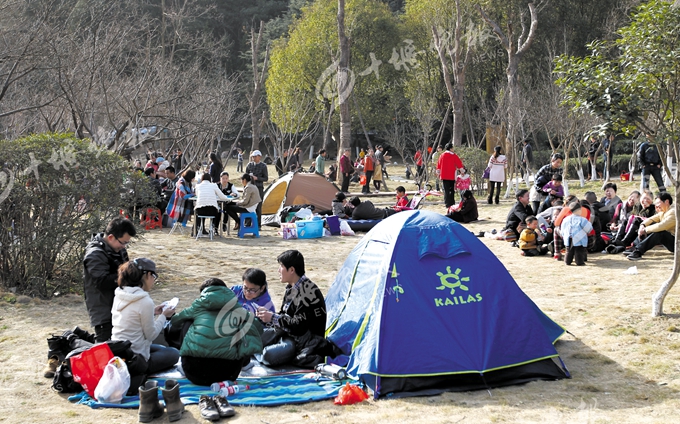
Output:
[627,192,676,261]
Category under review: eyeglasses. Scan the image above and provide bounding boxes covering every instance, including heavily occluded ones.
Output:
[151,272,158,281]
[243,286,261,294]
[115,237,131,246]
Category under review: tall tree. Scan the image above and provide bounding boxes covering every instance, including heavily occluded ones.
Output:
[555,0,680,316]
[336,0,351,159]
[249,21,271,152]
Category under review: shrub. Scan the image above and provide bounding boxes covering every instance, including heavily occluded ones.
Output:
[0,133,155,298]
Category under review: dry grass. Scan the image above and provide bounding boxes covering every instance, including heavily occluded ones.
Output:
[2,166,680,423]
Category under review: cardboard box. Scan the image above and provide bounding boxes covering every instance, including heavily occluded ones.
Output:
[282,222,297,240]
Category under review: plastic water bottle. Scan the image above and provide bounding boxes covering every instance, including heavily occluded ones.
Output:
[219,385,250,396]
[210,380,237,392]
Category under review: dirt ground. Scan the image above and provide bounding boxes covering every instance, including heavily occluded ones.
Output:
[2,171,680,423]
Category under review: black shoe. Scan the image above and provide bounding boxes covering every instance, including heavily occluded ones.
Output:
[605,244,617,254]
[213,395,236,418]
[627,251,643,261]
[199,395,220,421]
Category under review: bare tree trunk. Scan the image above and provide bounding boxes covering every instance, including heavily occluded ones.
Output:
[652,173,680,316]
[478,3,539,170]
[249,21,270,153]
[431,0,470,147]
[337,0,352,160]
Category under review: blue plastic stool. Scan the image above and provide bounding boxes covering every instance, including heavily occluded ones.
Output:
[238,211,260,238]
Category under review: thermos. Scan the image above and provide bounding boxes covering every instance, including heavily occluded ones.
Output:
[315,363,347,380]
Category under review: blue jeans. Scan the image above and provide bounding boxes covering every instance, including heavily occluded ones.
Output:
[146,344,180,374]
[261,334,296,367]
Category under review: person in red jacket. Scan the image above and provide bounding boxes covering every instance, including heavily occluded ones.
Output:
[362,149,375,194]
[339,148,354,193]
[436,143,464,208]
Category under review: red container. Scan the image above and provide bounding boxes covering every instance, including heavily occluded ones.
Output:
[620,172,632,181]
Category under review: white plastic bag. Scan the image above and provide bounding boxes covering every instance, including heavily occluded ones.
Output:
[94,357,130,404]
[295,208,314,220]
[339,220,355,236]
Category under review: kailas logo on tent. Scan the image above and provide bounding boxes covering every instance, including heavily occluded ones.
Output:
[434,266,482,307]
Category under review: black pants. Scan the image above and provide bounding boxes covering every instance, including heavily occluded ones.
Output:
[94,322,112,343]
[565,243,587,265]
[635,230,675,255]
[341,173,351,193]
[182,355,250,386]
[523,247,548,256]
[614,217,642,247]
[442,179,456,208]
[362,171,373,193]
[195,206,221,232]
[641,165,666,192]
[488,181,501,204]
[255,184,264,227]
[224,204,251,226]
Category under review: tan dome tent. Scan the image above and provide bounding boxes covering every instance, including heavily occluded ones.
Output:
[261,172,340,226]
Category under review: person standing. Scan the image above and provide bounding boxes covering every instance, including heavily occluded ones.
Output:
[362,148,375,194]
[315,149,326,176]
[339,148,354,193]
[436,143,464,208]
[638,133,666,194]
[245,150,268,227]
[487,146,507,205]
[414,148,424,178]
[236,149,244,173]
[208,152,223,183]
[172,149,183,172]
[83,217,137,342]
[431,145,444,191]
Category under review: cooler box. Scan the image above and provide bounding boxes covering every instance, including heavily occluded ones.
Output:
[296,220,324,239]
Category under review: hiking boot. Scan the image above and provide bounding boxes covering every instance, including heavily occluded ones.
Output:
[161,379,184,422]
[213,395,236,418]
[46,334,69,362]
[199,395,220,421]
[43,357,59,378]
[138,381,164,423]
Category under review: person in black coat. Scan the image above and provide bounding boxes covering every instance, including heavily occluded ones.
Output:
[447,190,479,223]
[504,189,534,240]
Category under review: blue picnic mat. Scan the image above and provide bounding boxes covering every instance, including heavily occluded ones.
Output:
[68,373,352,408]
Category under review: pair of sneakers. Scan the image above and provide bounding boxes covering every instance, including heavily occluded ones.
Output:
[199,395,235,421]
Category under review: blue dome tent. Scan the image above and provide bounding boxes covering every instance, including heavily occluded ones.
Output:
[325,210,569,398]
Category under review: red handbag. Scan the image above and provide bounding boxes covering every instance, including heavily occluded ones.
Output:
[69,343,114,397]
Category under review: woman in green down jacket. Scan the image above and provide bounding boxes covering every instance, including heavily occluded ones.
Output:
[170,278,263,386]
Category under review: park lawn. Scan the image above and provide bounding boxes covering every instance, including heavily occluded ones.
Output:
[1,170,680,423]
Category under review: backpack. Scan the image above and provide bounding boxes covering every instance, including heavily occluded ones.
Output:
[640,143,661,165]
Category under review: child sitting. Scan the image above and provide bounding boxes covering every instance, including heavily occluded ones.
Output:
[519,216,548,256]
[455,167,471,196]
[560,202,593,266]
[394,186,410,211]
[331,191,352,219]
[539,174,565,213]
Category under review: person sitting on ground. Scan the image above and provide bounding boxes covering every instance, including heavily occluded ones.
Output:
[256,250,328,367]
[561,202,593,266]
[195,172,230,235]
[607,190,640,236]
[223,174,262,231]
[581,193,606,253]
[626,192,676,261]
[83,217,137,343]
[537,199,563,246]
[595,182,622,224]
[502,189,534,242]
[331,191,352,219]
[231,268,276,316]
[170,278,263,386]
[394,186,410,211]
[519,216,549,256]
[218,171,238,198]
[446,190,479,223]
[111,258,179,374]
[607,190,655,252]
[538,174,564,213]
[350,196,398,220]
